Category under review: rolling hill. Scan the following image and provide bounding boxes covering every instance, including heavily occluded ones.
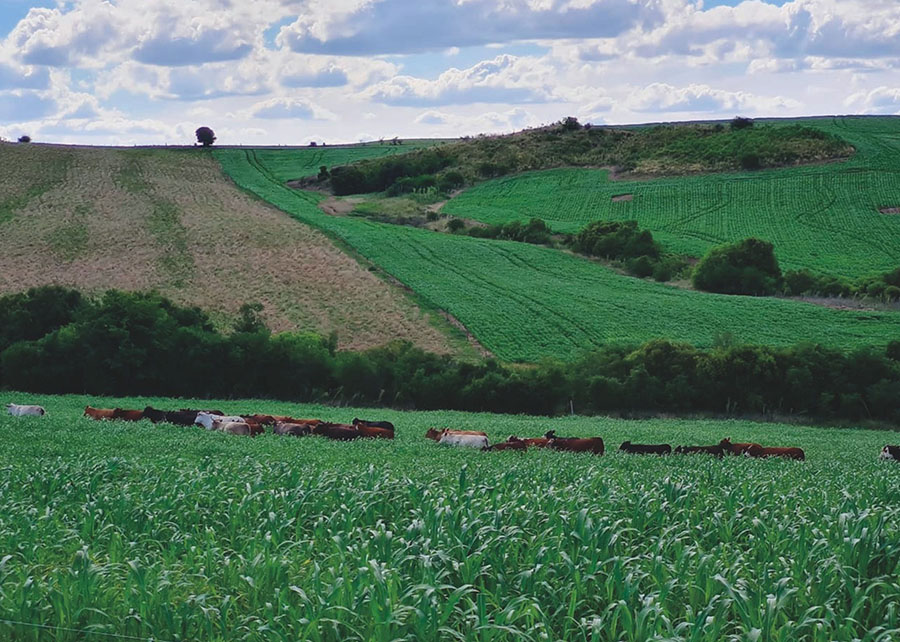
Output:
[0,142,457,354]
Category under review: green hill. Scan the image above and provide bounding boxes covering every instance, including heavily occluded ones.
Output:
[443,116,900,278]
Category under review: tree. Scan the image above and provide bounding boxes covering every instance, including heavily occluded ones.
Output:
[17,135,31,143]
[730,116,754,131]
[692,238,782,295]
[195,127,216,147]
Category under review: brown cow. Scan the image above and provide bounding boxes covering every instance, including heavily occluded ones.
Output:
[313,422,362,441]
[747,445,805,460]
[355,424,394,440]
[719,438,763,456]
[353,418,395,432]
[509,436,550,448]
[84,406,116,420]
[243,414,277,426]
[485,437,527,452]
[113,408,144,422]
[274,421,312,437]
[545,431,604,455]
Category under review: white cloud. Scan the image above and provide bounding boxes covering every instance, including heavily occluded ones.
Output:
[249,97,335,120]
[626,82,800,114]
[845,87,900,114]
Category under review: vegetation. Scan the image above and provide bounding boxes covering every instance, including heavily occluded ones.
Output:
[326,119,852,196]
[1,393,900,641]
[783,266,900,302]
[693,238,782,295]
[442,117,900,279]
[216,146,900,362]
[4,286,900,422]
[195,126,216,147]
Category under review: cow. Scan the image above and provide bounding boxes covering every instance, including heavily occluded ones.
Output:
[352,418,395,432]
[274,421,312,437]
[164,410,200,426]
[881,446,900,461]
[619,441,672,455]
[6,403,46,417]
[719,438,763,456]
[436,431,489,449]
[195,412,243,430]
[242,414,278,426]
[545,431,604,455]
[142,407,168,423]
[212,420,254,436]
[84,406,116,420]
[313,422,362,441]
[113,408,144,422]
[425,428,487,440]
[508,436,550,448]
[674,445,725,458]
[485,437,527,452]
[747,445,805,461]
[355,424,394,440]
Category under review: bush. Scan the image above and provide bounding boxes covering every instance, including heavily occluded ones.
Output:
[447,218,466,233]
[731,117,754,130]
[692,238,782,295]
[571,220,660,260]
[317,166,329,181]
[626,255,655,278]
[438,171,465,192]
[740,153,761,170]
[561,116,582,132]
[885,285,900,301]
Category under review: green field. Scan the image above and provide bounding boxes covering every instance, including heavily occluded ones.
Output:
[216,146,900,362]
[2,393,899,641]
[443,117,900,278]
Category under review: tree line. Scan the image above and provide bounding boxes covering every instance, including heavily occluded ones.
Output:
[2,287,899,424]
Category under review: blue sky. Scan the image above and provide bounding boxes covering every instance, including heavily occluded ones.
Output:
[0,0,897,145]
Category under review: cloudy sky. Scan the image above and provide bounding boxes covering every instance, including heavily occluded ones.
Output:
[0,0,897,145]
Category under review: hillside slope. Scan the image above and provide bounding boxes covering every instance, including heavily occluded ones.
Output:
[443,116,900,278]
[0,143,455,353]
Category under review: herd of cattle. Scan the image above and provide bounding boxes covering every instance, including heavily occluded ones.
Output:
[6,403,900,461]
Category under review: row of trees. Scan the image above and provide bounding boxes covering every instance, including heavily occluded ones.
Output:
[2,287,899,423]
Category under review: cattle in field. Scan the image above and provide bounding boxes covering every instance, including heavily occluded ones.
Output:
[425,428,487,440]
[674,445,725,458]
[881,445,900,460]
[84,406,115,420]
[619,441,672,455]
[7,403,45,417]
[508,436,550,448]
[142,407,167,423]
[718,438,763,455]
[164,410,200,426]
[195,412,243,430]
[274,421,312,437]
[545,431,604,455]
[212,420,254,436]
[113,408,144,422]
[485,437,527,452]
[352,418,395,432]
[436,431,489,449]
[355,424,394,439]
[313,422,362,441]
[242,414,277,426]
[747,445,805,460]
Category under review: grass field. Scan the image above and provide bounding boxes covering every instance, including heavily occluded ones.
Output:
[0,143,454,354]
[2,392,899,641]
[217,146,900,362]
[443,116,900,278]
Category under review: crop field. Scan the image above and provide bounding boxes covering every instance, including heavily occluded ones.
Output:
[1,392,899,641]
[217,147,900,362]
[0,143,454,354]
[443,116,900,278]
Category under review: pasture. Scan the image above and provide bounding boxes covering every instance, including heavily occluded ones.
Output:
[1,393,899,641]
[217,147,900,362]
[443,116,900,278]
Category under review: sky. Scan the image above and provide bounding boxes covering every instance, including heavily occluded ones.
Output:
[0,0,897,145]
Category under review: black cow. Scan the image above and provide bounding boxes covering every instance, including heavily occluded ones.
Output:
[352,418,395,431]
[142,406,168,423]
[881,445,900,461]
[619,441,672,455]
[674,445,725,458]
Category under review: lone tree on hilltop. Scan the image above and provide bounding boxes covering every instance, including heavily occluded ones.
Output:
[18,135,31,143]
[730,116,754,131]
[195,127,216,147]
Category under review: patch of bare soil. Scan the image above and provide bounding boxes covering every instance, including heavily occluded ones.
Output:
[879,207,900,215]
[318,197,361,216]
[791,296,888,312]
[611,193,634,202]
[0,145,457,355]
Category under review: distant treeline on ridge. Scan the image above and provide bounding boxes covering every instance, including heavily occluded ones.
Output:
[1,286,899,424]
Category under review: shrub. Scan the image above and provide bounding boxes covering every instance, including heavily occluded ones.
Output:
[626,255,655,278]
[317,166,329,181]
[885,285,900,301]
[447,218,466,233]
[731,117,754,130]
[692,238,782,295]
[438,170,465,192]
[571,220,660,260]
[561,116,582,132]
[740,153,761,170]
[783,269,818,296]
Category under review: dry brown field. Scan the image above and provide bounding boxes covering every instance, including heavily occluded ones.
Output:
[0,142,456,353]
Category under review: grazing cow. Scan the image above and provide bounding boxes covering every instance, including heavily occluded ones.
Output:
[113,408,144,422]
[212,420,253,436]
[425,428,488,440]
[485,437,527,452]
[747,445,805,461]
[352,418,395,432]
[164,410,199,426]
[274,421,312,437]
[142,407,168,423]
[195,412,243,430]
[84,406,116,420]
[545,431,604,455]
[619,441,672,455]
[313,422,362,441]
[718,438,763,456]
[437,431,489,449]
[508,436,550,448]
[881,445,900,460]
[242,414,277,426]
[355,424,394,440]
[7,403,46,417]
[674,445,725,458]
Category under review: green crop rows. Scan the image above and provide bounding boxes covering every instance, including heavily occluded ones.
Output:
[2,392,900,641]
[216,146,900,362]
[443,116,900,278]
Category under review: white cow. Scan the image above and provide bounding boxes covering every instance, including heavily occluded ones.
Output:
[212,420,252,435]
[6,403,46,417]
[438,432,489,449]
[194,412,243,430]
